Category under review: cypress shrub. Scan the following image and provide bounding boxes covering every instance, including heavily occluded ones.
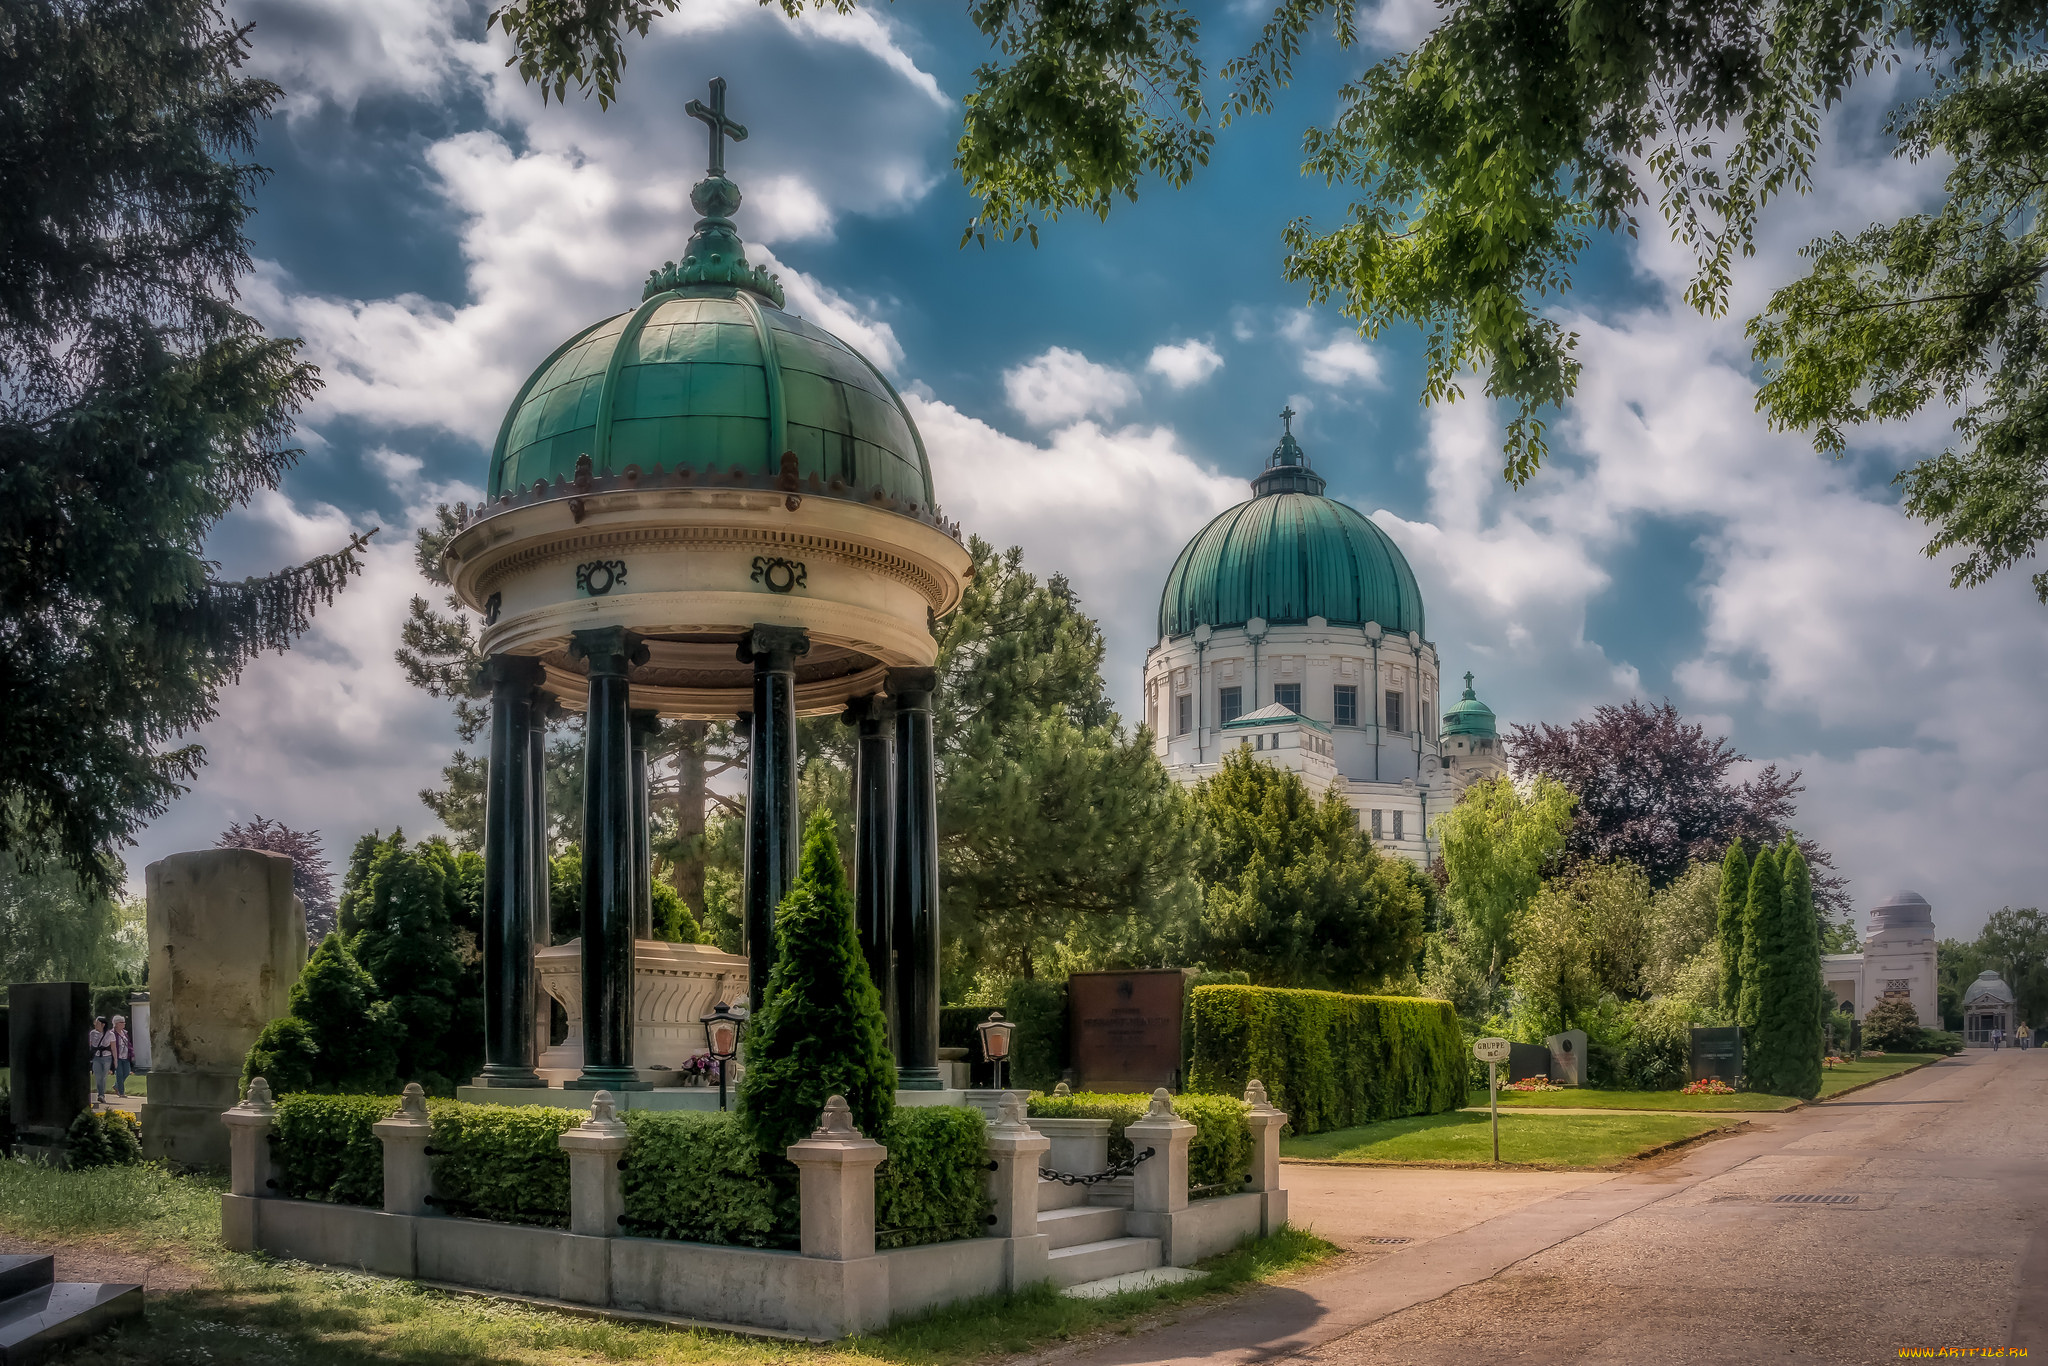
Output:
[738,812,897,1159]
[272,1094,400,1205]
[1736,845,1781,1030]
[1186,984,1464,1134]
[1749,844,1823,1098]
[242,1016,320,1099]
[621,1110,788,1247]
[1025,1090,1253,1194]
[427,1100,580,1227]
[350,839,465,1090]
[1716,841,1749,1019]
[650,881,706,943]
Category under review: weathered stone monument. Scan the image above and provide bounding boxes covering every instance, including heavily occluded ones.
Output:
[1690,1025,1743,1085]
[7,982,89,1165]
[141,849,305,1166]
[1545,1028,1588,1087]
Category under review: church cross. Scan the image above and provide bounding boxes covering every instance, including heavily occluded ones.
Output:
[1279,405,1296,434]
[686,77,748,178]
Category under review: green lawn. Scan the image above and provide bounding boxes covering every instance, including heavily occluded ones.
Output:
[1284,1109,1743,1168]
[0,1159,1336,1365]
[1468,1086,1797,1112]
[1816,1052,1943,1097]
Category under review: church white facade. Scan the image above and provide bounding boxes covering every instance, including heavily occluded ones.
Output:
[1143,415,1505,867]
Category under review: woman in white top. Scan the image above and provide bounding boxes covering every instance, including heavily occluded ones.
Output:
[109,1015,134,1097]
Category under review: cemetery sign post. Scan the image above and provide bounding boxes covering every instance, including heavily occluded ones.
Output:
[1474,1036,1511,1164]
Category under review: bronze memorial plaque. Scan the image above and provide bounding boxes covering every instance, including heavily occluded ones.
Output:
[1069,970,1188,1092]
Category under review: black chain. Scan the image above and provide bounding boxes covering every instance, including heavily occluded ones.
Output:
[1038,1146,1155,1186]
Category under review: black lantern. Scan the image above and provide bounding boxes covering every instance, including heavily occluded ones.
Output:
[975,1011,1016,1091]
[700,1000,747,1111]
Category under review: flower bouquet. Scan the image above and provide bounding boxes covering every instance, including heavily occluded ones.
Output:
[1679,1077,1737,1096]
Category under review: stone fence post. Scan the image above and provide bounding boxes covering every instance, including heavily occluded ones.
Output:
[985,1091,1051,1289]
[1124,1088,1194,1216]
[1244,1080,1290,1235]
[373,1083,433,1216]
[559,1091,630,1238]
[219,1077,277,1251]
[785,1095,887,1260]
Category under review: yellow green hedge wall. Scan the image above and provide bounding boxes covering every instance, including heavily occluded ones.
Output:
[1186,985,1465,1134]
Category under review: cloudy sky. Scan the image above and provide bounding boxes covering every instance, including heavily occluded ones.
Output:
[139,0,2047,939]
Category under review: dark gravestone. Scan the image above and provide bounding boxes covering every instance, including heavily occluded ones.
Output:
[1507,1042,1552,1085]
[1849,1020,1862,1059]
[1690,1025,1743,1085]
[8,983,89,1163]
[1069,970,1186,1092]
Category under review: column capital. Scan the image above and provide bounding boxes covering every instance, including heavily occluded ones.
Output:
[738,623,810,669]
[841,692,896,730]
[885,667,938,703]
[570,626,647,677]
[629,708,663,741]
[482,654,546,693]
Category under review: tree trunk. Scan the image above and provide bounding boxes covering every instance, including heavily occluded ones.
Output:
[671,720,708,912]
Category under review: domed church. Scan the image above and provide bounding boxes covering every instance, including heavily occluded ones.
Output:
[1145,412,1504,866]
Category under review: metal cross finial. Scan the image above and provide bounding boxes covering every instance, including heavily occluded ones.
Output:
[1279,405,1296,433]
[686,77,749,178]
[1464,670,1475,691]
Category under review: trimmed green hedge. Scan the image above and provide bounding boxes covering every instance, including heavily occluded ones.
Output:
[273,1094,398,1205]
[1187,985,1465,1135]
[1026,1091,1252,1197]
[876,1106,992,1247]
[620,1110,787,1247]
[428,1101,581,1227]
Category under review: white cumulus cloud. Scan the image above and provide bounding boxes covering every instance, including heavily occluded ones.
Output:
[1002,347,1141,427]
[1146,339,1224,389]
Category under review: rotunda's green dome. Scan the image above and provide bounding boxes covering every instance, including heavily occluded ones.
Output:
[1442,673,1497,738]
[487,173,931,509]
[1157,416,1425,640]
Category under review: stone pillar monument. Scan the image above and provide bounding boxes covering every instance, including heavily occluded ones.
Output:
[141,849,306,1166]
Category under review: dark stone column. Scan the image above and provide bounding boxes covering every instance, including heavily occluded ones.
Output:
[843,693,896,1045]
[571,626,650,1091]
[630,710,660,941]
[477,656,546,1087]
[887,667,942,1090]
[529,696,552,945]
[738,624,808,1012]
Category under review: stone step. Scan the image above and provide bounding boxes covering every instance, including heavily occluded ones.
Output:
[1038,1179,1090,1211]
[0,1280,144,1364]
[1037,1204,1127,1250]
[1047,1237,1162,1289]
[1062,1266,1207,1300]
[0,1257,53,1301]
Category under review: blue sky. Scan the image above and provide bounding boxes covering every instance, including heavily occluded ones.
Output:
[141,0,2048,939]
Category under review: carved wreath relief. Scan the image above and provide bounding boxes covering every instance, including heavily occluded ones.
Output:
[576,560,628,596]
[750,556,806,594]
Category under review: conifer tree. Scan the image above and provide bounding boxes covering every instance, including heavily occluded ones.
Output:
[738,813,896,1158]
[0,0,371,892]
[348,835,469,1090]
[1750,843,1823,1098]
[1737,845,1782,1031]
[1716,841,1750,1019]
[296,934,394,1090]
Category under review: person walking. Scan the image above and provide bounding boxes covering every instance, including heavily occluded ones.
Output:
[87,1016,112,1103]
[1992,1028,2003,1052]
[2021,1023,2033,1051]
[110,1015,134,1097]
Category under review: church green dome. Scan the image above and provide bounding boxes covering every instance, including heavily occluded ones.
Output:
[486,146,931,509]
[1442,673,1497,738]
[1158,414,1425,640]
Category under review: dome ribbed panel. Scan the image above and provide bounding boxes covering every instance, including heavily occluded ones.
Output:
[1157,491,1425,639]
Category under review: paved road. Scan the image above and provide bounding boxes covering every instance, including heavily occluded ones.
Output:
[1035,1049,2045,1366]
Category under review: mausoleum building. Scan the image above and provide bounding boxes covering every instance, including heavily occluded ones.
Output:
[1144,414,1505,866]
[1823,889,1941,1028]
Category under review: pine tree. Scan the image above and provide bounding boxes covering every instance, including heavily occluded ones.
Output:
[1716,841,1750,1019]
[293,934,395,1091]
[0,0,371,892]
[1736,845,1781,1031]
[738,813,897,1158]
[1750,842,1822,1098]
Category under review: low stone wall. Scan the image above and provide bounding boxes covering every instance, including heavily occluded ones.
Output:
[219,1081,1292,1337]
